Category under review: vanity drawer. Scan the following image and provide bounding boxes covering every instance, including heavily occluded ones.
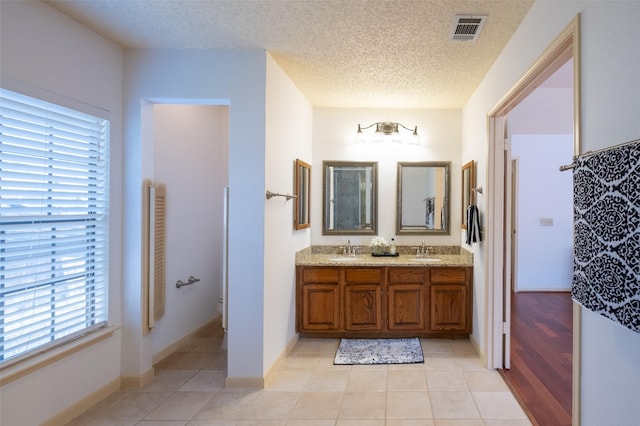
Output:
[345,268,383,283]
[389,268,427,283]
[302,268,339,283]
[430,268,467,283]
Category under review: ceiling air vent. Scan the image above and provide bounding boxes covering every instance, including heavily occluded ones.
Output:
[450,15,487,42]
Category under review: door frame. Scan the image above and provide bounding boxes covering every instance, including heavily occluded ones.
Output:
[485,14,582,425]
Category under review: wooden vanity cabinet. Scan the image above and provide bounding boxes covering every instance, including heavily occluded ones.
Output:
[298,267,340,331]
[343,268,384,331]
[429,268,471,332]
[296,264,472,338]
[387,268,427,332]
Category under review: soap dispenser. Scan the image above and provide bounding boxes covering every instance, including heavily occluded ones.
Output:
[389,238,397,255]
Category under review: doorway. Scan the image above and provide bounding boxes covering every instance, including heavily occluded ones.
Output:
[486,15,581,426]
[149,103,229,358]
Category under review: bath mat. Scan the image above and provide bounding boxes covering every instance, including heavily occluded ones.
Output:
[333,337,424,365]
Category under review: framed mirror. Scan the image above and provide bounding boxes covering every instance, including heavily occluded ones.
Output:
[294,159,311,230]
[397,161,450,235]
[461,160,475,229]
[323,161,377,235]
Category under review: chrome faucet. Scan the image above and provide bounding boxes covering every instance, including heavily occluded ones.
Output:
[344,240,355,256]
[415,240,429,257]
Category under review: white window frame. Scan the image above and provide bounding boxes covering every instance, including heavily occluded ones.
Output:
[0,87,110,367]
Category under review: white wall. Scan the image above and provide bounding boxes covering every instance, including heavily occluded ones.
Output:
[312,108,462,249]
[511,135,573,291]
[263,55,313,372]
[463,1,640,424]
[151,104,228,354]
[0,2,124,424]
[123,49,268,381]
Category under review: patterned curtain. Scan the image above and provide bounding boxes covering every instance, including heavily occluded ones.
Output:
[572,139,640,333]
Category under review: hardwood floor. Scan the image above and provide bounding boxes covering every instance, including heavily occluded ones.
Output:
[499,291,573,426]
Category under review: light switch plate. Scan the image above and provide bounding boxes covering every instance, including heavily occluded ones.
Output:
[539,218,554,226]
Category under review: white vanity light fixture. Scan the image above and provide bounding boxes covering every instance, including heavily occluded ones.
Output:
[354,121,420,145]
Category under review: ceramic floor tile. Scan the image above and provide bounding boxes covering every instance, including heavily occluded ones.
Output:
[429,391,480,419]
[241,391,301,420]
[278,352,322,370]
[288,391,343,420]
[166,352,217,370]
[463,370,509,392]
[471,392,528,420]
[423,354,459,371]
[316,361,353,372]
[387,370,428,391]
[304,370,349,391]
[66,391,132,423]
[386,391,432,419]
[289,338,340,354]
[67,420,139,426]
[267,369,312,391]
[203,352,228,370]
[482,420,532,426]
[95,392,172,421]
[192,390,260,420]
[421,340,453,354]
[69,337,534,426]
[338,391,386,419]
[346,369,387,391]
[190,337,226,353]
[453,355,485,371]
[145,391,214,420]
[387,420,435,426]
[426,370,468,391]
[138,369,199,392]
[180,370,227,392]
[449,340,476,354]
[387,361,426,371]
[351,363,388,371]
[433,420,484,426]
[336,420,386,426]
[285,420,336,426]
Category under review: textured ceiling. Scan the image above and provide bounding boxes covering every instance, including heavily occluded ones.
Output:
[44,0,535,109]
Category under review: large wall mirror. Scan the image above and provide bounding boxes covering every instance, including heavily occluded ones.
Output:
[461,160,475,230]
[397,161,450,235]
[294,158,311,230]
[323,161,377,235]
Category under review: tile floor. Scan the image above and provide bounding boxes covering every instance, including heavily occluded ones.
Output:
[67,325,531,425]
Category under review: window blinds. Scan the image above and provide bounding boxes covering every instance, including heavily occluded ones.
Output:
[0,88,110,365]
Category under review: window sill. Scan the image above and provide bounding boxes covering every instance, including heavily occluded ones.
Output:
[0,326,120,386]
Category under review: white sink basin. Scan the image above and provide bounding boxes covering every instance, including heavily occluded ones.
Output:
[409,258,442,262]
[329,257,358,261]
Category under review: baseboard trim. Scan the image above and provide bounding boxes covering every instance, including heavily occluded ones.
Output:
[225,333,299,389]
[264,334,299,387]
[152,317,221,365]
[225,376,265,388]
[42,377,121,426]
[121,367,155,388]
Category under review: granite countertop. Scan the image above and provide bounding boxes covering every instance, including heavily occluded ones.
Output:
[296,245,473,267]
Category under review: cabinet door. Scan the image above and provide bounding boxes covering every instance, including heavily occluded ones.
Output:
[388,284,425,331]
[299,267,340,331]
[387,268,427,331]
[301,283,340,331]
[430,284,467,331]
[344,268,383,331]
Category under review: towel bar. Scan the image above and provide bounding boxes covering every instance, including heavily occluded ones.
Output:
[265,190,297,201]
[176,276,200,288]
